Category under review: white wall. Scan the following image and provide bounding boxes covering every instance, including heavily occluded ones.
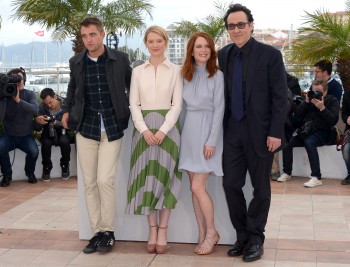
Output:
[10,143,77,180]
[78,125,254,244]
[278,146,347,179]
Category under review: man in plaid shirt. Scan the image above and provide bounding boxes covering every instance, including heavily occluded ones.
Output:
[62,17,131,254]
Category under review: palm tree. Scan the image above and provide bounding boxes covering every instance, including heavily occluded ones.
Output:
[171,1,228,43]
[11,0,153,53]
[285,0,350,90]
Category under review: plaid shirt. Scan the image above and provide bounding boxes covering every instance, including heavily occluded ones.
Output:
[79,52,122,141]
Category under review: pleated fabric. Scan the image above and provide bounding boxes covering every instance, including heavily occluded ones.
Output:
[126,109,182,215]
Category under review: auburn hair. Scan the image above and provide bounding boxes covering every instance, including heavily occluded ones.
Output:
[181,32,219,82]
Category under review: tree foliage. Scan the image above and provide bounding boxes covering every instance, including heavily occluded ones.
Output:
[285,0,350,90]
[11,0,153,53]
[171,1,228,43]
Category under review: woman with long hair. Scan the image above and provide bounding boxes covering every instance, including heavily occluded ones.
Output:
[179,32,224,255]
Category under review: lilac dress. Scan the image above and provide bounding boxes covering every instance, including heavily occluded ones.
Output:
[179,64,224,176]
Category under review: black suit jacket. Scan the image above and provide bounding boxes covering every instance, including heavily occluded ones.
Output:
[218,38,289,157]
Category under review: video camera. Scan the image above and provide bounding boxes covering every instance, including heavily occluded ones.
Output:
[0,73,21,98]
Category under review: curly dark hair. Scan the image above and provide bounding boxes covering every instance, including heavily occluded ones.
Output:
[223,3,254,29]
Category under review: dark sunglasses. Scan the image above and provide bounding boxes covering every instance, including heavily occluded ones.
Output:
[227,22,250,30]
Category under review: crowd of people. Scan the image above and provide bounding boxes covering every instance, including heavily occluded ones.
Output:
[0,3,348,264]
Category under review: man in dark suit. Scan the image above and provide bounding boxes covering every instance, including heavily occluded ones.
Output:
[218,4,288,262]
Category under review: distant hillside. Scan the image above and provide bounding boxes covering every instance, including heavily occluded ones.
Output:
[0,41,74,68]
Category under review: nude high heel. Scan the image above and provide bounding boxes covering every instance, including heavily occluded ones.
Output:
[156,225,168,254]
[197,232,220,255]
[147,225,158,253]
[194,238,205,253]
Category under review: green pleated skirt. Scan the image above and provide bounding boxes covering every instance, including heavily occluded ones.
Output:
[126,109,182,215]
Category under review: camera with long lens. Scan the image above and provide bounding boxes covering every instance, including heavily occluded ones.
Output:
[45,115,56,138]
[0,73,21,98]
[307,89,323,101]
[293,120,314,140]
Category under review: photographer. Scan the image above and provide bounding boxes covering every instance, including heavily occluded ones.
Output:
[313,59,343,104]
[277,79,339,187]
[35,88,70,181]
[0,68,39,187]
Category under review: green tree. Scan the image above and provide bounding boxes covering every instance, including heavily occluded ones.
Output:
[286,1,350,90]
[171,1,228,43]
[11,0,153,53]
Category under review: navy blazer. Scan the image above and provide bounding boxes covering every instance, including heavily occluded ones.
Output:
[218,38,289,157]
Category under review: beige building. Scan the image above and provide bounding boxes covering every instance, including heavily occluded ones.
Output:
[166,25,187,66]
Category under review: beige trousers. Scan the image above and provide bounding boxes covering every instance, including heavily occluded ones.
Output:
[76,132,122,233]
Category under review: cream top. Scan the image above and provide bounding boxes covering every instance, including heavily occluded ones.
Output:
[129,59,183,134]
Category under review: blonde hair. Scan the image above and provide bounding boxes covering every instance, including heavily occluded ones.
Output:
[143,25,169,46]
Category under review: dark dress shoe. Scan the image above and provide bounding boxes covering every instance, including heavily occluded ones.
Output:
[242,243,264,262]
[227,240,248,256]
[27,174,37,184]
[1,176,12,187]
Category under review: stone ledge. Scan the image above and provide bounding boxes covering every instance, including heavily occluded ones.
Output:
[278,145,347,179]
[9,143,77,180]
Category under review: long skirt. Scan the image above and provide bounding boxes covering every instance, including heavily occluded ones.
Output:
[126,109,182,215]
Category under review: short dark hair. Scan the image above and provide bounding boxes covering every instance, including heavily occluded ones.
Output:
[314,60,332,75]
[224,4,254,29]
[7,67,26,85]
[312,79,328,92]
[80,17,104,32]
[40,88,56,100]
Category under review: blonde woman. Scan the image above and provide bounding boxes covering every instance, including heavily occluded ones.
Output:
[126,26,183,254]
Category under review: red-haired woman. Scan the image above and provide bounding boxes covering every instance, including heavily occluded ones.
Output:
[179,32,224,255]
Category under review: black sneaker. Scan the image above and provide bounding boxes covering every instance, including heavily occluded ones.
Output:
[83,232,103,254]
[42,168,51,182]
[1,176,12,187]
[61,165,70,180]
[341,175,350,185]
[27,173,37,184]
[96,231,115,253]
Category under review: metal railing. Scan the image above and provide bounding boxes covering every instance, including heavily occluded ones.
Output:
[0,64,342,96]
[0,67,70,97]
